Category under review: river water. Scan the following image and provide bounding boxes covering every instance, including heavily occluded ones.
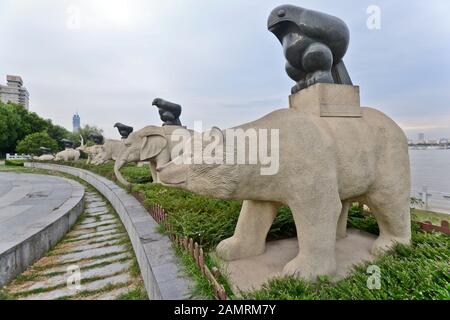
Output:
[409,149,450,213]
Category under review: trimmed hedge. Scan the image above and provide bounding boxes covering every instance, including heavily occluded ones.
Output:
[5,160,25,167]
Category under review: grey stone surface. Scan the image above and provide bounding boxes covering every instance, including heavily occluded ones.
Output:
[25,162,193,300]
[23,261,131,291]
[91,287,130,300]
[67,228,121,241]
[86,207,109,215]
[57,245,128,262]
[41,252,131,275]
[75,220,118,230]
[21,273,131,300]
[0,172,84,287]
[96,225,118,232]
[53,239,124,254]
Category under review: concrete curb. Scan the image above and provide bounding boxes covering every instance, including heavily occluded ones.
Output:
[0,174,84,287]
[25,162,193,300]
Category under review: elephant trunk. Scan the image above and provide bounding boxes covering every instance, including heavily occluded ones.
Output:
[114,156,130,186]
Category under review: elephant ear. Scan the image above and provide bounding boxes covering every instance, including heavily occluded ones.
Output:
[140,132,168,161]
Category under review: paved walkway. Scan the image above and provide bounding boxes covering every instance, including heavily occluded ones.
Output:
[2,187,147,300]
[0,172,81,255]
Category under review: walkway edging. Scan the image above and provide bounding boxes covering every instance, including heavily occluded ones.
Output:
[0,174,84,287]
[25,162,193,300]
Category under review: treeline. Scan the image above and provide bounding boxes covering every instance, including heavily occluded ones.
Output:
[0,101,103,157]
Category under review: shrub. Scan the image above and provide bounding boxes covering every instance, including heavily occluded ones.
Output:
[15,131,58,156]
[5,160,24,166]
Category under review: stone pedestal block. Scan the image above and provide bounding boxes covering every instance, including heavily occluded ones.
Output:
[289,83,361,117]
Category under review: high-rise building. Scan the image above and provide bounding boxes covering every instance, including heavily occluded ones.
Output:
[0,75,30,109]
[418,133,425,142]
[73,113,81,133]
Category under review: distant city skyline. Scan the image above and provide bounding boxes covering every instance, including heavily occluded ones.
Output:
[1,1,449,139]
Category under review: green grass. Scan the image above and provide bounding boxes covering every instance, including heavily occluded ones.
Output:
[241,227,449,300]
[133,183,296,250]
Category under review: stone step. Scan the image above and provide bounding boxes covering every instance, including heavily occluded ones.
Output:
[86,201,107,209]
[21,273,131,300]
[66,228,121,241]
[53,239,124,255]
[97,224,119,232]
[74,220,118,230]
[56,244,128,262]
[40,253,132,275]
[18,261,132,292]
[86,208,110,216]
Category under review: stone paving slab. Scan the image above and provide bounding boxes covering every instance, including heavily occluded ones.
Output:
[57,245,128,262]
[66,228,121,241]
[21,273,131,300]
[86,207,109,215]
[97,224,119,232]
[75,221,118,231]
[41,253,132,275]
[89,287,130,300]
[21,261,132,292]
[87,201,107,209]
[98,214,116,221]
[53,239,124,255]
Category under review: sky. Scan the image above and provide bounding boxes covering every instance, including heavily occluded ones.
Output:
[1,0,449,140]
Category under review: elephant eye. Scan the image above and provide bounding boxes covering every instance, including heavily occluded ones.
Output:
[277,9,286,17]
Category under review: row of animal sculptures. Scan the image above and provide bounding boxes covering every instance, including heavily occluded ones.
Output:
[40,98,410,281]
[35,5,411,280]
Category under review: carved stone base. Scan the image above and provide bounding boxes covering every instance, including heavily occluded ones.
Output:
[215,229,376,294]
[289,83,361,117]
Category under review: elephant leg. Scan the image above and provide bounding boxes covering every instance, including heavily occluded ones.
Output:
[336,201,350,240]
[149,161,158,183]
[283,187,341,281]
[216,200,280,261]
[366,192,411,256]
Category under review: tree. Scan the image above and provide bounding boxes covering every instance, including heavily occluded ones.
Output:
[0,102,21,154]
[13,104,48,140]
[15,131,59,156]
[68,124,104,147]
[46,120,71,150]
[0,101,71,155]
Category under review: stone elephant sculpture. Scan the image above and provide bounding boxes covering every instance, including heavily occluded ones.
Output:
[77,144,103,164]
[91,139,123,165]
[33,154,55,161]
[36,154,55,161]
[157,106,411,281]
[54,148,80,161]
[114,125,192,186]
